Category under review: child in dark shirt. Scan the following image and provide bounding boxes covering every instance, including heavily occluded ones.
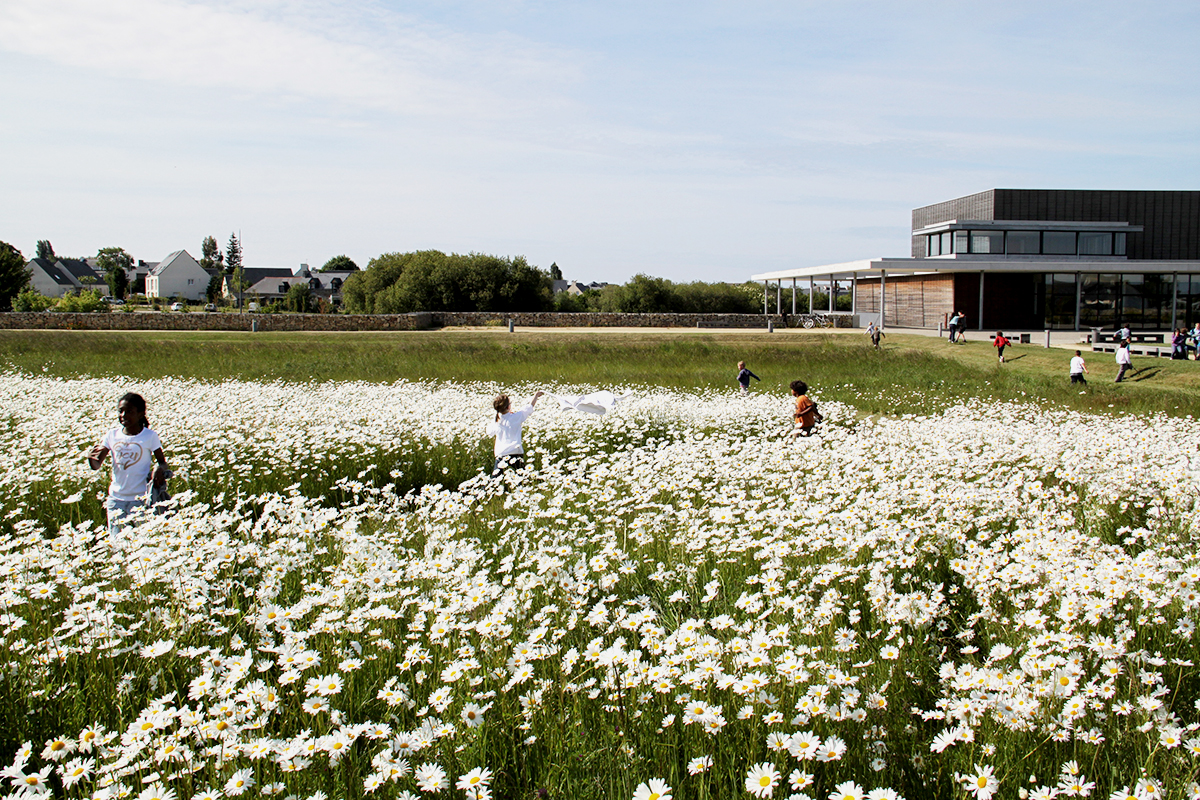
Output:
[737,361,760,394]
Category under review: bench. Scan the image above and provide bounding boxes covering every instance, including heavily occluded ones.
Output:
[1092,343,1174,358]
[696,320,769,329]
[1092,332,1165,344]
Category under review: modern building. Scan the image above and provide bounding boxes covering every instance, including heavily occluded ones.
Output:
[753,189,1200,331]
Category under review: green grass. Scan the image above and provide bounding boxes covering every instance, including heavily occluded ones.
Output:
[1,328,1197,417]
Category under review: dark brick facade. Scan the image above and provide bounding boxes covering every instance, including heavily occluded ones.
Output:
[911,189,1200,260]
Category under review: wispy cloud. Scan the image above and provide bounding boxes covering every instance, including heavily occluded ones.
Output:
[0,0,577,118]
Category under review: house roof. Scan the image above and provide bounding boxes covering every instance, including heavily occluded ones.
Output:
[29,258,76,286]
[57,258,101,282]
[248,274,351,294]
[151,251,190,276]
[232,267,295,285]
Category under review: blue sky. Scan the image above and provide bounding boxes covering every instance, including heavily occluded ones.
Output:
[2,0,1198,282]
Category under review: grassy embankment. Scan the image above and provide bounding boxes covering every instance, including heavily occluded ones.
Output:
[0,328,1196,418]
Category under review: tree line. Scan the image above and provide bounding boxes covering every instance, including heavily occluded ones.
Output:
[0,237,817,315]
[343,252,773,315]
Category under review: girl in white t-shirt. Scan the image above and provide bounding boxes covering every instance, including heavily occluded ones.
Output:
[88,392,168,534]
[486,391,543,474]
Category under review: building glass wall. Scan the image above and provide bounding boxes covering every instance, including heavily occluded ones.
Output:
[1041,273,1200,329]
[924,229,1130,257]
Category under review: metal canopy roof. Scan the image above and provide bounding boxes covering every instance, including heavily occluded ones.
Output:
[751,258,1200,283]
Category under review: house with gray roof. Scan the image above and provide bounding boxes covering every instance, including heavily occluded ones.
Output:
[26,257,104,297]
[145,250,213,301]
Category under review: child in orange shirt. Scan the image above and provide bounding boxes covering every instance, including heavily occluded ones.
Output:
[790,380,821,438]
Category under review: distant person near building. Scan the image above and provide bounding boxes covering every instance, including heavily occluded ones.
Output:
[1070,351,1089,385]
[867,321,884,350]
[1114,342,1132,383]
[1116,323,1131,344]
[947,311,962,343]
[993,331,1010,363]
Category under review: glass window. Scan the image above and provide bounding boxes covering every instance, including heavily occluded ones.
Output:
[1122,274,1148,328]
[954,231,969,254]
[1080,273,1119,329]
[1043,273,1077,328]
[1078,232,1113,256]
[940,232,953,255]
[927,235,940,257]
[970,231,1004,255]
[1043,231,1077,255]
[1006,231,1040,254]
[1114,232,1127,256]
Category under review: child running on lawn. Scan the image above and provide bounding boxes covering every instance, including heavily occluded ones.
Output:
[737,361,761,394]
[993,331,1010,363]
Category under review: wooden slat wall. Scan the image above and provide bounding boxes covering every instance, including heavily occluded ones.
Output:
[856,275,954,327]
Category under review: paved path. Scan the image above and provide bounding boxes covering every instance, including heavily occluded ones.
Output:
[881,326,1094,350]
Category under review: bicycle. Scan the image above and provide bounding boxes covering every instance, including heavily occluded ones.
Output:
[801,314,834,329]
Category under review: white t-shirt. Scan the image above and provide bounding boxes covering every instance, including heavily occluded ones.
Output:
[1070,356,1085,374]
[486,405,533,457]
[99,426,163,501]
[1116,348,1132,366]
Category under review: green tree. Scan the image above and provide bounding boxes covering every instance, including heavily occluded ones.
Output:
[0,241,31,310]
[200,236,223,271]
[225,233,242,275]
[36,240,56,262]
[95,247,133,299]
[285,282,313,313]
[57,289,107,313]
[12,288,54,312]
[320,255,358,272]
[206,273,223,303]
[550,262,563,281]
[344,251,552,314]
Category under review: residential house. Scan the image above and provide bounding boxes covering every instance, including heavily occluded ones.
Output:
[245,270,356,305]
[25,257,105,297]
[145,251,212,302]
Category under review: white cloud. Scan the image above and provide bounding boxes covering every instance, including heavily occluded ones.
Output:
[0,0,576,118]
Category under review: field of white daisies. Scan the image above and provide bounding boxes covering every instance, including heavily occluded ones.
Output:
[2,370,1200,800]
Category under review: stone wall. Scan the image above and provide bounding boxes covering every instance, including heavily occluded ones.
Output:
[0,310,852,331]
[0,312,433,331]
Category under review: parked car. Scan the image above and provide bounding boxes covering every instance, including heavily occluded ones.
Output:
[204,304,217,312]
[102,296,125,305]
[169,302,184,312]
[247,302,260,312]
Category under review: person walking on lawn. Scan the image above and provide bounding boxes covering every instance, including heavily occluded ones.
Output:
[1115,341,1133,382]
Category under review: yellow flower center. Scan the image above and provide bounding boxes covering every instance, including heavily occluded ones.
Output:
[977,776,989,789]
[759,776,771,787]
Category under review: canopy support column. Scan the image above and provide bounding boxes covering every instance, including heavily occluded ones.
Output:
[1171,273,1179,331]
[880,270,887,329]
[978,271,985,331]
[1080,272,1089,328]
[792,278,797,315]
[809,276,814,313]
[776,280,781,315]
[763,280,768,315]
